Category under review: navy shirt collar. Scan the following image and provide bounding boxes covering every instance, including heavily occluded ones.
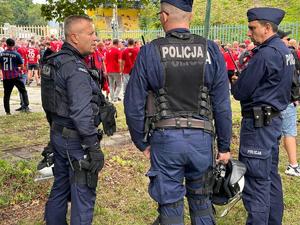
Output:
[259,34,280,47]
[62,42,85,59]
[166,28,190,37]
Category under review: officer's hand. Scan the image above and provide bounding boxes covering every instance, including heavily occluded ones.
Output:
[41,142,53,158]
[231,75,238,84]
[100,103,117,136]
[143,146,151,160]
[88,145,105,174]
[217,152,231,164]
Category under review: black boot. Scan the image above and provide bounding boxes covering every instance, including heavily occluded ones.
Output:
[15,106,23,111]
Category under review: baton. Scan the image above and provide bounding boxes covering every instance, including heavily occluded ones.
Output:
[225,48,241,76]
[141,35,146,45]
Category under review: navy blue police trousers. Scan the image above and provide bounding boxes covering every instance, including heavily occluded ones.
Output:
[239,117,283,225]
[45,130,96,225]
[148,129,215,225]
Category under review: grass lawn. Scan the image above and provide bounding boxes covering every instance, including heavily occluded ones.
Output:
[0,100,300,224]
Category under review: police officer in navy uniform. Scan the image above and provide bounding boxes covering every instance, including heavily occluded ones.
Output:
[231,8,294,225]
[125,1,232,224]
[43,15,104,225]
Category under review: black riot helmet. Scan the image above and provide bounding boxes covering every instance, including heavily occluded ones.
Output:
[212,159,246,206]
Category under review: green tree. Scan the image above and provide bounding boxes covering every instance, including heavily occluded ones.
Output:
[28,4,47,25]
[0,0,47,26]
[41,0,152,22]
[139,2,160,30]
[0,3,15,25]
[13,0,29,25]
[41,0,300,25]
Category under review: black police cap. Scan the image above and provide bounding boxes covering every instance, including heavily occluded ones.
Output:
[247,7,285,25]
[161,0,193,12]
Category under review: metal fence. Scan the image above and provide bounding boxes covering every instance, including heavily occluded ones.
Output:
[0,23,60,39]
[98,22,300,43]
[1,22,299,43]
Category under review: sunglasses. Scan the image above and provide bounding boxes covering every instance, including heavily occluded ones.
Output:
[156,10,169,16]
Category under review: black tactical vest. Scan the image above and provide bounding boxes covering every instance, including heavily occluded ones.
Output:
[41,51,104,127]
[41,50,75,116]
[152,32,212,120]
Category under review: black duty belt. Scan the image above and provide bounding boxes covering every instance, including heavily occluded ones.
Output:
[51,123,80,138]
[242,109,280,119]
[154,118,213,132]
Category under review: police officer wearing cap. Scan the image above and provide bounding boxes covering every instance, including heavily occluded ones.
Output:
[125,0,232,224]
[231,7,294,225]
[42,15,104,224]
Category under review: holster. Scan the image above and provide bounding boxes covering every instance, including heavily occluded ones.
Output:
[253,107,264,128]
[72,158,99,189]
[242,106,280,128]
[143,91,157,143]
[86,171,98,189]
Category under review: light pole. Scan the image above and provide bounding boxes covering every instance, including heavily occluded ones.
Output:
[204,0,212,39]
[111,4,119,39]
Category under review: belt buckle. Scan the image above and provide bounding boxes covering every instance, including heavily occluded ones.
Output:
[187,118,192,128]
[175,118,181,128]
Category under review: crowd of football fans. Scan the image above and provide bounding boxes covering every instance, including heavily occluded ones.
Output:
[214,38,300,81]
[0,35,143,103]
[0,34,300,104]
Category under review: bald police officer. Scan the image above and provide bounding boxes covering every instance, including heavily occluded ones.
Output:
[43,15,104,224]
[231,8,294,225]
[125,0,232,224]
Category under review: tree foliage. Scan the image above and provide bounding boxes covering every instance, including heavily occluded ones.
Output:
[132,0,300,29]
[139,2,160,30]
[0,3,15,25]
[0,0,47,26]
[40,0,300,25]
[41,0,152,22]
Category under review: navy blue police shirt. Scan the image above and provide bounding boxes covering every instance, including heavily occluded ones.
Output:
[52,42,99,146]
[232,35,294,111]
[124,28,232,153]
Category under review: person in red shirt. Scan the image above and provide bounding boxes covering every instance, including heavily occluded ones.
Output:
[295,41,300,60]
[50,38,63,53]
[238,42,255,71]
[134,40,142,53]
[27,41,40,85]
[121,38,138,96]
[96,41,110,98]
[223,46,238,82]
[105,39,122,102]
[85,45,109,100]
[0,37,7,52]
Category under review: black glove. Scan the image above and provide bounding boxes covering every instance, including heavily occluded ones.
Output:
[99,102,117,136]
[37,142,54,170]
[87,144,105,174]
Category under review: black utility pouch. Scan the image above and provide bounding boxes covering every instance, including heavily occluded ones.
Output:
[263,106,272,126]
[253,106,264,128]
[87,171,98,189]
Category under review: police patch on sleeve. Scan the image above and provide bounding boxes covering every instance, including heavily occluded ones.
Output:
[42,65,51,77]
[78,67,89,73]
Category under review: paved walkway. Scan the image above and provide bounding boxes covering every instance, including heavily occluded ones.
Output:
[0,81,131,161]
[0,81,43,116]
